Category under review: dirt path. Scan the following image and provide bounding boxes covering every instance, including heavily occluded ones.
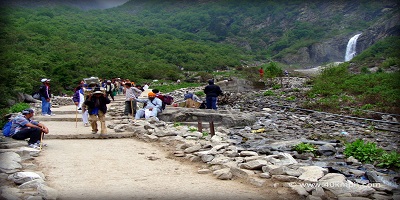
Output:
[34,96,298,200]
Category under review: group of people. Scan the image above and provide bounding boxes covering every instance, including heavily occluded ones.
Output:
[6,77,224,148]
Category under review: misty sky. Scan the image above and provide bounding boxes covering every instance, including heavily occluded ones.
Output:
[95,0,130,9]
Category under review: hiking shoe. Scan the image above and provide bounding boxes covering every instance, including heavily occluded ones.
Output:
[91,131,97,134]
[35,141,48,147]
[50,113,56,116]
[28,143,40,149]
[84,123,89,127]
[42,114,50,116]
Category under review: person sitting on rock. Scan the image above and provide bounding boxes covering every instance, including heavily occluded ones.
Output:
[9,108,49,149]
[135,92,162,120]
[84,87,110,137]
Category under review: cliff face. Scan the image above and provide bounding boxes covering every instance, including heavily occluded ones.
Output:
[276,2,400,66]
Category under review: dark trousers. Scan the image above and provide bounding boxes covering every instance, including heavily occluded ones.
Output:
[206,96,218,110]
[124,100,137,115]
[106,92,114,101]
[12,128,42,145]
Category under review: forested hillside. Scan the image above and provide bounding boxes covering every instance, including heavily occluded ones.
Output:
[0,0,399,108]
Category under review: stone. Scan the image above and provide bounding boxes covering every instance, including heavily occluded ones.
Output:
[298,166,328,183]
[197,169,211,174]
[348,169,365,177]
[269,166,289,175]
[317,144,336,156]
[201,154,215,163]
[37,184,58,200]
[265,153,298,166]
[8,172,42,184]
[230,166,255,179]
[306,196,322,200]
[0,152,22,173]
[311,186,325,197]
[337,197,370,200]
[319,173,375,197]
[209,155,231,165]
[262,164,280,173]
[213,168,232,180]
[18,179,46,189]
[259,172,271,179]
[1,187,22,200]
[371,193,393,200]
[154,130,178,137]
[26,196,44,200]
[113,124,128,132]
[271,175,298,182]
[16,147,41,158]
[239,151,259,157]
[248,177,267,187]
[239,160,269,170]
[288,184,309,196]
[184,144,202,153]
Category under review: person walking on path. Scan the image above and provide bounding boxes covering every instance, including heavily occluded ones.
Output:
[84,88,110,137]
[72,85,89,127]
[135,92,162,120]
[204,79,223,110]
[9,108,49,149]
[105,80,115,101]
[39,78,54,116]
[124,82,142,116]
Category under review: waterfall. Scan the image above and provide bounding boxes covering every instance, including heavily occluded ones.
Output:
[345,33,362,61]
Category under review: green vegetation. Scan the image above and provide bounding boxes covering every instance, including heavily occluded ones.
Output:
[9,103,30,113]
[293,143,317,154]
[344,139,400,169]
[195,91,205,97]
[173,122,182,127]
[305,61,400,113]
[263,90,275,96]
[188,127,198,132]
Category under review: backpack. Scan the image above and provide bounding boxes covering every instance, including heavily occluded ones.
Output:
[2,121,12,137]
[163,95,174,105]
[32,91,40,100]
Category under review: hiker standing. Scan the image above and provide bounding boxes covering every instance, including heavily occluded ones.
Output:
[72,85,89,127]
[105,80,115,101]
[39,78,54,116]
[259,67,264,79]
[10,109,49,149]
[124,82,142,116]
[84,88,110,137]
[204,79,223,110]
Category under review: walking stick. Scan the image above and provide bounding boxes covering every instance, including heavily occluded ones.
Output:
[130,100,134,121]
[39,132,44,150]
[75,106,78,128]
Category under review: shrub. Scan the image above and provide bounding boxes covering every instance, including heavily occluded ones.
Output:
[195,91,205,97]
[9,103,30,113]
[377,151,400,168]
[293,143,316,154]
[344,139,384,163]
[263,90,275,96]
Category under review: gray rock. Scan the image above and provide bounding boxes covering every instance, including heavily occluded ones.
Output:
[18,179,46,189]
[269,166,289,175]
[37,184,58,200]
[239,151,259,157]
[298,166,328,183]
[288,184,309,196]
[317,144,336,156]
[265,153,298,166]
[271,175,298,182]
[154,130,178,137]
[259,172,271,179]
[213,168,232,180]
[184,144,202,153]
[311,186,325,197]
[8,172,42,184]
[239,160,269,170]
[197,169,211,174]
[209,155,231,165]
[230,166,255,179]
[348,169,365,177]
[248,177,267,187]
[0,152,22,173]
[26,196,44,200]
[319,173,375,197]
[0,187,22,200]
[201,154,215,163]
